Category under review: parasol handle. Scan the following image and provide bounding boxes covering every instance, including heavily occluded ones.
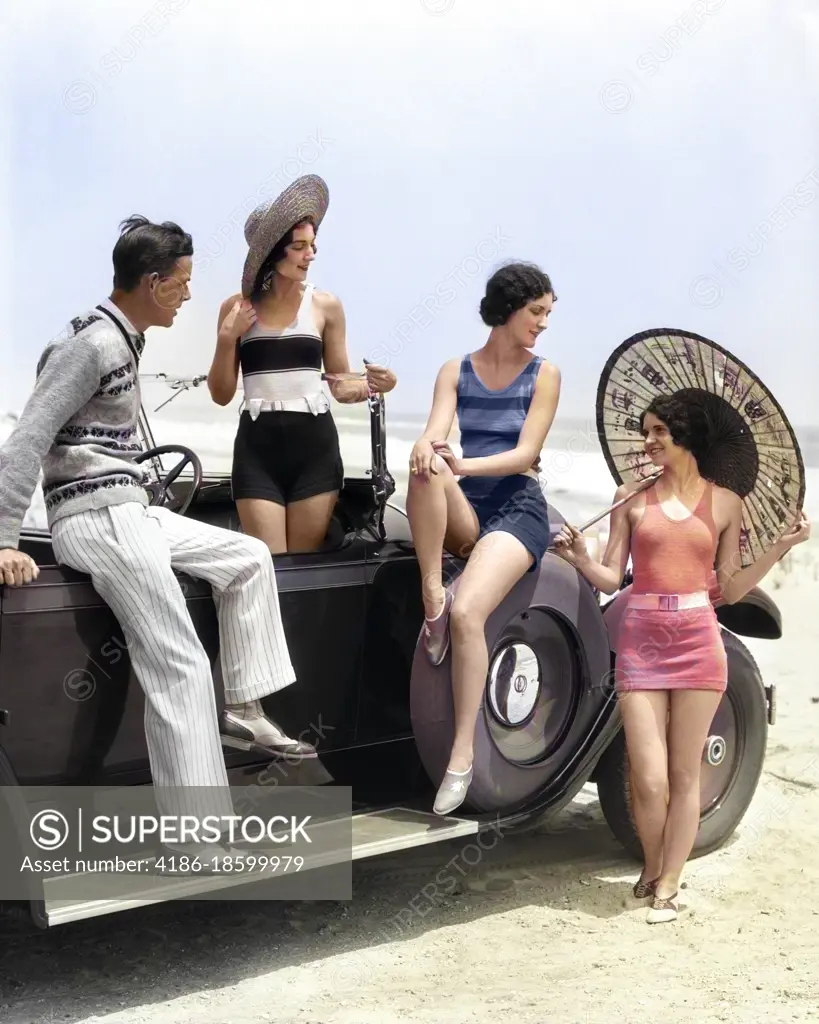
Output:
[576,472,662,533]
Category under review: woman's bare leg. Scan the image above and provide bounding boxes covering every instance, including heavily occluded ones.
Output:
[619,689,670,885]
[286,491,339,552]
[236,498,288,554]
[405,455,479,618]
[658,688,722,898]
[446,531,534,772]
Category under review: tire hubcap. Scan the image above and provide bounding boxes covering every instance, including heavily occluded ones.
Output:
[488,643,541,727]
[699,694,740,813]
[703,734,726,766]
[484,611,579,766]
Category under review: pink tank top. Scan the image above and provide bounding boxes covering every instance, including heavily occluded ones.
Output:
[630,482,718,595]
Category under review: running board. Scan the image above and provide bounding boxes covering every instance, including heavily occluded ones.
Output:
[37,807,478,928]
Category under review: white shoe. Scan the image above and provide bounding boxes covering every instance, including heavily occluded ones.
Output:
[220,708,317,758]
[433,765,473,816]
[646,892,679,923]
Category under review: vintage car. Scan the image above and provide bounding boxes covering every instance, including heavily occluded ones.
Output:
[0,390,781,929]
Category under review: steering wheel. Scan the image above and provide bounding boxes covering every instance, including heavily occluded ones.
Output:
[133,445,203,516]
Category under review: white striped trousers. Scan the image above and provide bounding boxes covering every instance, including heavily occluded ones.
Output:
[51,502,297,806]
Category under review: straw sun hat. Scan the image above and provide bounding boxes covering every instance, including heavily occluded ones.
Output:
[240,174,330,298]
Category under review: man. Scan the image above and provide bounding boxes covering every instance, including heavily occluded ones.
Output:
[0,216,315,849]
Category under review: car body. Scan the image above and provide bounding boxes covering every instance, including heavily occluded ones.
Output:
[0,393,782,928]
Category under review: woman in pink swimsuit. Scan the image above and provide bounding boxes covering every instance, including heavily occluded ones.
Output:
[554,394,810,923]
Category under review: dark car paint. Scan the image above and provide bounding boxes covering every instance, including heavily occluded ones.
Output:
[0,466,433,804]
[0,400,782,819]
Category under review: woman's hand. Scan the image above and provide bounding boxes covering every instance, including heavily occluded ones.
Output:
[552,523,589,566]
[409,439,441,481]
[364,362,396,394]
[219,299,257,342]
[778,510,812,553]
[431,441,463,477]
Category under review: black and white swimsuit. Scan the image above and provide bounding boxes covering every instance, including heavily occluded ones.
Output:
[230,283,344,504]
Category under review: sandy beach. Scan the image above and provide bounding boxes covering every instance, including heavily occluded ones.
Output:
[5,0,818,1018]
[0,537,816,1024]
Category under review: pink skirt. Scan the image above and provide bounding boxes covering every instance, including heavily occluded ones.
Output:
[615,604,728,693]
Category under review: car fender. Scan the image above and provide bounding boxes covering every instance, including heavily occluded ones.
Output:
[713,586,782,640]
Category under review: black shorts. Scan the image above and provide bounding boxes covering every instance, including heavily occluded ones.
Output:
[230,410,344,505]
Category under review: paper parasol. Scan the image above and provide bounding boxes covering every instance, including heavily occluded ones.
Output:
[595,328,805,568]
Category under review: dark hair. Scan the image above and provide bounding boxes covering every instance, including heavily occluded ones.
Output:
[640,393,711,464]
[251,216,317,300]
[112,215,193,292]
[479,261,556,327]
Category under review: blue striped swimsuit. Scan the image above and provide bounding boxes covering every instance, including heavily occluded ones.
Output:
[456,354,551,570]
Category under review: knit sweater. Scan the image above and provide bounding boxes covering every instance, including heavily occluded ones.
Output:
[0,299,150,551]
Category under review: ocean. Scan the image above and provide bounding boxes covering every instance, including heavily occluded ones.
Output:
[3,379,818,535]
[130,386,644,528]
[132,376,819,525]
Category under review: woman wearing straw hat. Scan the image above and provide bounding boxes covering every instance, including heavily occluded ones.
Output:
[207,174,396,553]
[553,393,810,924]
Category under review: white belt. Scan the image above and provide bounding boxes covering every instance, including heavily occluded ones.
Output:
[628,591,710,611]
[241,394,330,419]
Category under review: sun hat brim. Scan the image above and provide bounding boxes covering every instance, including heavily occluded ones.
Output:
[240,174,330,298]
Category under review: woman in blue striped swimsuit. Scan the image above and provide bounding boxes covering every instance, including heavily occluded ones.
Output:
[406,262,562,815]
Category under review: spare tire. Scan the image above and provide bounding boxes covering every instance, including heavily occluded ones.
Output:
[410,546,613,816]
[595,629,768,859]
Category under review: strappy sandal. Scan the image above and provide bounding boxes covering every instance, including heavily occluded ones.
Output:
[646,892,678,924]
[632,876,658,900]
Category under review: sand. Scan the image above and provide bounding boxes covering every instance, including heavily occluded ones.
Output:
[0,541,817,1024]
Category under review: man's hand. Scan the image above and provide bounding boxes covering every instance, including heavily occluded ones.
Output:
[0,549,40,587]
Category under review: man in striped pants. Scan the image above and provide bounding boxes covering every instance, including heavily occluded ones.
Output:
[0,217,315,850]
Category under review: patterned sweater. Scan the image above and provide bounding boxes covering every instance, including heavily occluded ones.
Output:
[0,298,150,551]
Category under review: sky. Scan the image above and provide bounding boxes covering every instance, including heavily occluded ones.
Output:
[3,0,818,430]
